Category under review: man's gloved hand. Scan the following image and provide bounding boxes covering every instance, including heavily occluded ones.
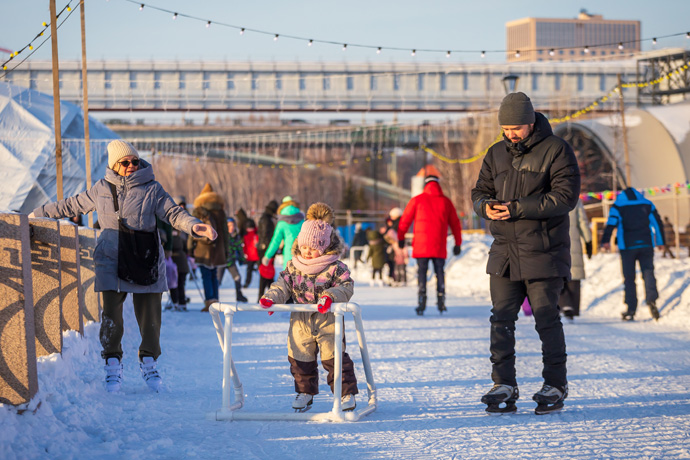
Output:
[585,241,593,259]
[261,256,270,266]
[317,295,333,314]
[398,240,405,249]
[453,245,461,256]
[259,297,274,316]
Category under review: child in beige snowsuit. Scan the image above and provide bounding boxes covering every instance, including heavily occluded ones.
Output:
[260,203,358,411]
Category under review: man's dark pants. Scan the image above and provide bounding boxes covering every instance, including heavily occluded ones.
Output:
[489,275,567,388]
[620,247,658,315]
[416,257,445,298]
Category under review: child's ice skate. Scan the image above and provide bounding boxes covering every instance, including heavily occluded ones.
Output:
[292,393,313,413]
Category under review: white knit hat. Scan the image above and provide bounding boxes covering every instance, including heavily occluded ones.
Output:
[107,140,139,169]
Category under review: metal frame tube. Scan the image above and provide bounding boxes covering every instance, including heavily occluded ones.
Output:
[207,301,377,422]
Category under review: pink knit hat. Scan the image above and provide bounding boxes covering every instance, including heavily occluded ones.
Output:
[298,219,332,253]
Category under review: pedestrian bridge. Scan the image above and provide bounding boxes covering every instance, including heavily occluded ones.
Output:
[6,59,639,113]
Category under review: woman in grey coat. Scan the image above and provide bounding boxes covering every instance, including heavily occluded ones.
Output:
[29,140,217,393]
[560,199,592,320]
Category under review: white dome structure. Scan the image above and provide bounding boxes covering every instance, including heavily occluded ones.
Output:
[0,82,119,213]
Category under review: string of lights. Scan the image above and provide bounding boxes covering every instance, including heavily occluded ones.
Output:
[1,0,78,71]
[120,0,689,59]
[581,182,690,202]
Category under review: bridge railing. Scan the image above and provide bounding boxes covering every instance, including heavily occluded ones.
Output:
[0,213,101,406]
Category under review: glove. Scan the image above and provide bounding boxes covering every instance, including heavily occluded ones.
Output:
[453,245,461,256]
[261,256,270,266]
[585,241,593,259]
[317,295,333,314]
[259,297,274,316]
[398,240,405,249]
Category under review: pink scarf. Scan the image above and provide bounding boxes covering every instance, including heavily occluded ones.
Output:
[292,253,340,275]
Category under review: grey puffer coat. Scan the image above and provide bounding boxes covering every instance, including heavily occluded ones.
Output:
[32,160,201,293]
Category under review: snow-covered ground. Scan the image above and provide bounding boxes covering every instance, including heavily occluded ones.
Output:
[2,233,690,459]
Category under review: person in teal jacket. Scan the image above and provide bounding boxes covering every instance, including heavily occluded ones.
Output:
[261,196,305,270]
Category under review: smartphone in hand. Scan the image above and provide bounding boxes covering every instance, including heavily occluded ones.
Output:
[486,200,502,210]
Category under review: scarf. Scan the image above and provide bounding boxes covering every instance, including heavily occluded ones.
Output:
[291,253,340,275]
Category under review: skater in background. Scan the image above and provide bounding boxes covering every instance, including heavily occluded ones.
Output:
[243,219,259,288]
[259,203,357,412]
[262,196,305,270]
[472,92,580,414]
[383,217,408,285]
[366,228,386,282]
[29,140,217,393]
[559,199,592,320]
[169,196,190,311]
[219,217,248,303]
[397,175,462,315]
[351,222,368,268]
[189,183,229,312]
[235,207,249,238]
[662,216,675,258]
[257,199,279,299]
[600,187,664,321]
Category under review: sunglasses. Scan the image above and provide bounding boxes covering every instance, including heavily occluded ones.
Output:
[118,159,140,167]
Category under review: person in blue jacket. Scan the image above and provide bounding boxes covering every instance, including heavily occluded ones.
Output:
[600,187,665,321]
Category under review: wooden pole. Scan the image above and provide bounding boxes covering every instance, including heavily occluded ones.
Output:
[617,74,632,188]
[49,0,63,201]
[80,0,92,227]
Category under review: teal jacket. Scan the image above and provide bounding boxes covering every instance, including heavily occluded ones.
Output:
[264,204,305,269]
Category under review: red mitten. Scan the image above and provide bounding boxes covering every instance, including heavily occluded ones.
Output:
[317,295,333,314]
[259,298,274,316]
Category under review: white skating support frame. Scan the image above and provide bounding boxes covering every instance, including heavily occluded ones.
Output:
[206,301,377,422]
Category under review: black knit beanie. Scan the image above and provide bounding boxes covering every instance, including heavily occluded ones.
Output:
[498,92,535,125]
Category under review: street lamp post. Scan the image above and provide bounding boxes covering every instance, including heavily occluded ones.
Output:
[502,74,520,94]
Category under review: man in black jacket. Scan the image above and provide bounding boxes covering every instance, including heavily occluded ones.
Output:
[471,92,580,414]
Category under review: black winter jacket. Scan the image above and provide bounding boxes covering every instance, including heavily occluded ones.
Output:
[257,207,277,259]
[471,112,581,281]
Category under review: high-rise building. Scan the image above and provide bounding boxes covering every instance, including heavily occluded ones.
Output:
[506,9,640,62]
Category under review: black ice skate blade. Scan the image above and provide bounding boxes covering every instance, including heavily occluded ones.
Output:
[485,403,517,415]
[415,309,424,316]
[293,405,313,413]
[534,402,564,415]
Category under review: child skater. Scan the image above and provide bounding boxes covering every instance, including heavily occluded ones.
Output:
[260,203,358,412]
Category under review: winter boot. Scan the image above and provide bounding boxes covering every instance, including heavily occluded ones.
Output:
[416,295,426,316]
[235,281,248,303]
[481,384,519,414]
[292,393,313,412]
[561,306,575,321]
[648,300,660,321]
[341,394,356,411]
[201,298,217,312]
[104,357,123,393]
[140,356,162,392]
[533,383,568,414]
[437,293,447,314]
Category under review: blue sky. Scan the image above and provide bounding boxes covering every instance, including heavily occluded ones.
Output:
[2,0,689,64]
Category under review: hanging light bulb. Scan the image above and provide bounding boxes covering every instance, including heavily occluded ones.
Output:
[308,39,313,46]
[67,6,71,11]
[342,44,347,51]
[411,49,416,56]
[515,50,520,58]
[584,45,589,53]
[549,49,555,56]
[274,34,279,41]
[139,4,144,10]
[446,51,451,58]
[618,42,624,50]
[480,51,485,58]
[239,28,245,35]
[377,47,382,54]
[29,44,33,50]
[172,12,178,20]
[686,32,690,39]
[206,21,211,28]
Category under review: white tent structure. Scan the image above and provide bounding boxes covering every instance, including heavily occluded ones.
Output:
[0,82,119,213]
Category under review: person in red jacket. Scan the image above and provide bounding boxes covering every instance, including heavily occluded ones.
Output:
[397,175,462,315]
[242,219,260,288]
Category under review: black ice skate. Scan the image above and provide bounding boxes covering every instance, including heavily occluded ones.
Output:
[416,295,426,316]
[533,383,568,415]
[648,301,660,321]
[437,293,447,314]
[481,384,519,414]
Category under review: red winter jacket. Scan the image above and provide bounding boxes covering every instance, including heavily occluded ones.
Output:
[397,180,462,259]
[243,229,259,262]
